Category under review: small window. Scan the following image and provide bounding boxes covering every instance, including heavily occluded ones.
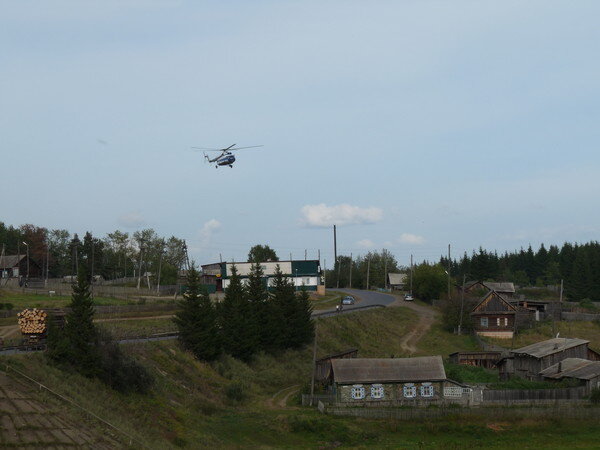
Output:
[350,385,365,400]
[403,383,417,398]
[420,382,434,398]
[504,318,508,326]
[370,384,385,399]
[480,317,488,327]
[496,318,500,326]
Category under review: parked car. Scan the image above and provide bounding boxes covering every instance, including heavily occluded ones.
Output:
[404,293,414,301]
[341,296,355,305]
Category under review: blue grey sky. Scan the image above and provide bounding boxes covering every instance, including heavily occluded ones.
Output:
[2,1,599,266]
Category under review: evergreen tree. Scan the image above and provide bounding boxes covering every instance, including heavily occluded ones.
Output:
[219,265,258,361]
[47,268,101,377]
[173,263,221,361]
[245,262,269,350]
[263,265,290,352]
[289,287,315,348]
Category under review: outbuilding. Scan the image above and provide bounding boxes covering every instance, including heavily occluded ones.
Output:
[0,254,41,279]
[511,338,593,380]
[539,358,600,393]
[465,281,516,298]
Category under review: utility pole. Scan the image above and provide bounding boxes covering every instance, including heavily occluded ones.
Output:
[336,256,341,289]
[91,238,95,299]
[458,274,466,335]
[384,253,388,291]
[309,322,318,406]
[410,254,413,294]
[348,253,352,288]
[219,253,222,263]
[45,243,49,286]
[136,241,144,290]
[157,242,164,296]
[333,225,337,288]
[366,257,370,290]
[290,252,292,261]
[447,244,451,300]
[323,259,326,287]
[318,249,320,261]
[0,244,5,283]
[305,249,307,260]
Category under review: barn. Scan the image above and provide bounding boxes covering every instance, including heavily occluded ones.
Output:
[511,338,593,380]
[449,351,503,369]
[0,254,41,279]
[465,281,516,298]
[329,356,470,406]
[539,358,600,393]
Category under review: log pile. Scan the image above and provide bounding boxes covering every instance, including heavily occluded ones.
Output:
[17,308,48,335]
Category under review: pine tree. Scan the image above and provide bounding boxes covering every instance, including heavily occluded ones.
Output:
[265,265,291,352]
[58,268,101,377]
[290,287,315,348]
[173,263,221,361]
[219,265,259,361]
[245,262,268,351]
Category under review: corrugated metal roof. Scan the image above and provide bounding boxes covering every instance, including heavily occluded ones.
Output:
[388,273,407,285]
[0,255,25,269]
[331,356,446,384]
[512,338,589,359]
[483,282,515,293]
[539,358,600,380]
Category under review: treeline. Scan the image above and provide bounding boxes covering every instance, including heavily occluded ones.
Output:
[175,263,314,362]
[442,242,600,301]
[324,249,402,289]
[0,222,186,283]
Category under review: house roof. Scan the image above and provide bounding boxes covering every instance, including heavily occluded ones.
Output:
[316,348,358,363]
[466,281,515,293]
[331,356,446,384]
[512,338,589,359]
[539,358,600,381]
[0,255,25,269]
[472,290,516,314]
[388,273,407,285]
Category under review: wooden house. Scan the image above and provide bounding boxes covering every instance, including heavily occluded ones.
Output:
[511,338,593,380]
[0,255,41,279]
[314,348,358,384]
[540,358,600,393]
[449,351,503,369]
[471,290,517,339]
[387,273,407,290]
[329,356,470,406]
[465,281,515,298]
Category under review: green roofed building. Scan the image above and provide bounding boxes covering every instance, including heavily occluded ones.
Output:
[201,260,322,292]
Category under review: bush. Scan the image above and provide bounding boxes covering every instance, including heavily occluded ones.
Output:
[579,299,597,311]
[225,381,247,403]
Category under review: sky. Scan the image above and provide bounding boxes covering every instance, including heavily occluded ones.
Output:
[2,1,600,267]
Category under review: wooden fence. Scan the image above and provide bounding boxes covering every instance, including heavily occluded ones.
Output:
[323,404,600,420]
[482,386,587,402]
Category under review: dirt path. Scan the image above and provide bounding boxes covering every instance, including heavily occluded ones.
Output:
[391,298,439,355]
[265,384,300,409]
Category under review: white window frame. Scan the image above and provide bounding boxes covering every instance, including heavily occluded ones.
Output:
[403,383,417,398]
[504,317,508,327]
[496,318,500,326]
[370,384,385,399]
[420,382,434,398]
[480,317,488,327]
[350,385,365,400]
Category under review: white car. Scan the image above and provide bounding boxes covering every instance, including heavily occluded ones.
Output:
[404,294,414,301]
[341,296,355,305]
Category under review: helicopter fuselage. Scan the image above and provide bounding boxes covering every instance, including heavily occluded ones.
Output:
[215,154,235,166]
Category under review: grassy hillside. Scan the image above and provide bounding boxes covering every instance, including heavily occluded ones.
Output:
[486,320,600,350]
[2,307,600,448]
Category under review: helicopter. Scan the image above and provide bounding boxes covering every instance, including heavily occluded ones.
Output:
[191,144,263,168]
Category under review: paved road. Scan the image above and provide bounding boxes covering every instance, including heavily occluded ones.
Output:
[312,289,396,317]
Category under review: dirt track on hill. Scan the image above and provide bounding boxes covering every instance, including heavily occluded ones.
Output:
[389,298,438,355]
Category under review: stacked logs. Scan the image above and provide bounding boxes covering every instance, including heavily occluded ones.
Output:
[17,308,48,335]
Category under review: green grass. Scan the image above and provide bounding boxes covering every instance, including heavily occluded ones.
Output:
[416,323,480,357]
[445,363,499,384]
[309,290,345,310]
[485,320,600,351]
[97,317,177,338]
[0,290,135,309]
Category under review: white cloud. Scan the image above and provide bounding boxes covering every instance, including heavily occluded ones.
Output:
[199,219,221,245]
[398,233,425,245]
[357,239,375,249]
[301,203,383,227]
[118,211,146,228]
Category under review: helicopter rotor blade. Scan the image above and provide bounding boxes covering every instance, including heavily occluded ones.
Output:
[228,145,263,151]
